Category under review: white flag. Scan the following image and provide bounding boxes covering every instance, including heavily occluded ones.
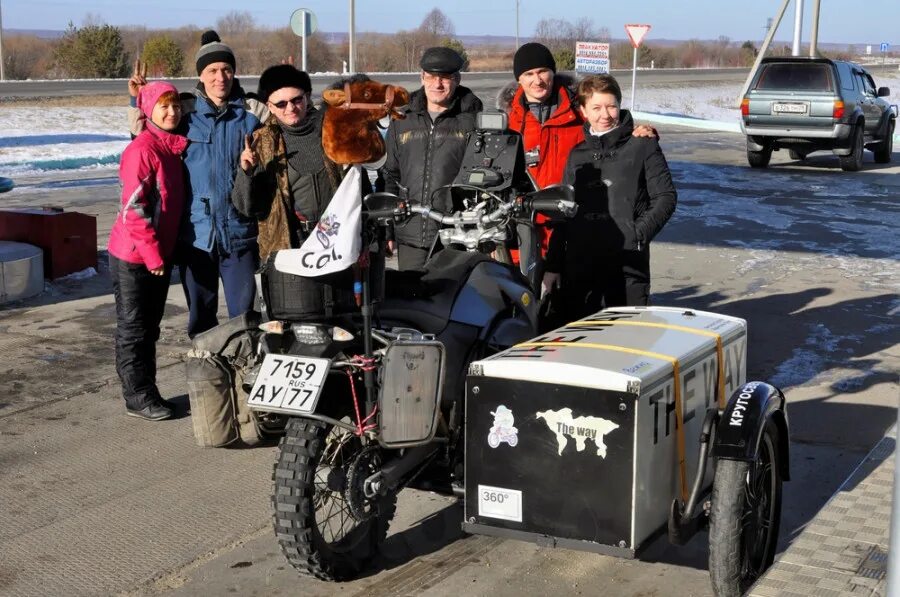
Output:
[274,166,362,277]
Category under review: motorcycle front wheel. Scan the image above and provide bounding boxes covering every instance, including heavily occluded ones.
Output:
[273,416,396,581]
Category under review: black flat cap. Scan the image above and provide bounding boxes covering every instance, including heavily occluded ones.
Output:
[419,47,464,74]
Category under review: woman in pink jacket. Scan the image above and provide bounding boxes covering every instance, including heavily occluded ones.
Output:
[108,81,188,421]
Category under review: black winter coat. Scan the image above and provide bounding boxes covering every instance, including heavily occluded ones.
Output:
[546,110,677,275]
[382,85,483,248]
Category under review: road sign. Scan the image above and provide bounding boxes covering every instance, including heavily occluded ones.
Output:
[290,9,318,72]
[867,45,872,55]
[625,24,651,49]
[881,42,890,53]
[290,9,317,37]
[575,41,610,74]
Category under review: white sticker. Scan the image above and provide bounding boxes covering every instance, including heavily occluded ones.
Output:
[478,485,523,522]
[487,405,519,448]
[535,407,619,458]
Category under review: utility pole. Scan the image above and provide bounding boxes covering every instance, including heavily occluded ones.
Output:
[809,0,821,56]
[791,0,803,56]
[763,18,773,41]
[515,0,520,50]
[348,0,356,73]
[0,0,6,81]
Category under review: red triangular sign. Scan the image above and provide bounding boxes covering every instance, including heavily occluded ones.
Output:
[625,24,651,49]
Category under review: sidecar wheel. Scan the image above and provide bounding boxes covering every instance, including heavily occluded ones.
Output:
[273,417,396,581]
[708,421,782,597]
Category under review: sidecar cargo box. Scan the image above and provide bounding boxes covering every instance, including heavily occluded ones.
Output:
[463,306,747,557]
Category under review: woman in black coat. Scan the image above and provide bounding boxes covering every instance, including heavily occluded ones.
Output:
[542,74,676,320]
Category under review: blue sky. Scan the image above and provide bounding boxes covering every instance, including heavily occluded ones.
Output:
[2,0,897,46]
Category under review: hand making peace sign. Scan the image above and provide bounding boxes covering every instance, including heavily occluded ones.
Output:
[128,59,148,98]
[240,134,258,173]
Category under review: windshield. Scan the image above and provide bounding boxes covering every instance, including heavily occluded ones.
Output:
[755,63,835,91]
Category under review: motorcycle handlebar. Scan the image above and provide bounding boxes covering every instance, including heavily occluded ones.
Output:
[524,197,578,217]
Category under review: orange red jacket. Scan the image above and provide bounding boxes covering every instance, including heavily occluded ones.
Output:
[506,80,585,255]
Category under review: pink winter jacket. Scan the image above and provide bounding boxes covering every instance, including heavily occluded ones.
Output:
[108,124,188,270]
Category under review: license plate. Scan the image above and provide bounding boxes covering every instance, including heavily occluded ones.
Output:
[247,354,331,414]
[772,102,808,114]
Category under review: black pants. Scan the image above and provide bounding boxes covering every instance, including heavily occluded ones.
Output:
[110,254,172,410]
[179,243,258,338]
[561,249,650,321]
[397,243,431,271]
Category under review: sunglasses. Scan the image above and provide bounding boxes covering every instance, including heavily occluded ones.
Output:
[269,94,307,110]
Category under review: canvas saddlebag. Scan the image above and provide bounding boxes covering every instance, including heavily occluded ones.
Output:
[184,311,262,448]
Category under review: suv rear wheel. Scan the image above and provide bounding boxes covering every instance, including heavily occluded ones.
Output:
[874,119,894,164]
[840,125,864,171]
[747,141,772,169]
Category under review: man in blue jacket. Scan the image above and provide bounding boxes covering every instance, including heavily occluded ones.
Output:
[129,31,267,336]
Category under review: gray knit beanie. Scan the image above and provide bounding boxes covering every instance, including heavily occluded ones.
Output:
[195,30,236,74]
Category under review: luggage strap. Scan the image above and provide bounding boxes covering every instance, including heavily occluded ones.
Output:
[568,320,727,409]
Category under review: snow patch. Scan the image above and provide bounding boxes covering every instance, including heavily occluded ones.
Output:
[771,323,862,388]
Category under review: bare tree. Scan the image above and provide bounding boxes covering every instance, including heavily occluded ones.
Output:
[397,29,436,71]
[216,11,255,38]
[420,8,455,37]
[571,17,597,42]
[533,18,574,53]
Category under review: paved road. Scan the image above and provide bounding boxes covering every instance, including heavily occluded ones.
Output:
[0,126,897,596]
[0,69,753,101]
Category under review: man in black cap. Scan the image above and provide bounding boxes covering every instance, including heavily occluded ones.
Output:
[381,46,483,270]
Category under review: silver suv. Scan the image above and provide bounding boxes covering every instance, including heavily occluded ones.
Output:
[740,57,897,171]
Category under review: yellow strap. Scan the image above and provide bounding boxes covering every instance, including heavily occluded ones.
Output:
[516,341,689,503]
[569,320,727,409]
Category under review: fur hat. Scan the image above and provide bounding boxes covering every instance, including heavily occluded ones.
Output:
[257,64,313,103]
[137,81,179,120]
[195,30,236,74]
[513,42,556,80]
[419,47,464,74]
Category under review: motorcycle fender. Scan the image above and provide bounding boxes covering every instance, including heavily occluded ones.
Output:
[712,381,790,480]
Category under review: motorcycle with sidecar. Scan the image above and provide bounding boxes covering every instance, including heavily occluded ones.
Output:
[245,112,789,597]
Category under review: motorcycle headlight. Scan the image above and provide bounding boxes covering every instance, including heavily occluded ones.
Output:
[292,324,331,344]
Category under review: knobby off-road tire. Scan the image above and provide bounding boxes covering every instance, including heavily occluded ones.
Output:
[708,422,782,597]
[874,120,894,164]
[273,417,396,581]
[746,144,772,169]
[840,125,864,171]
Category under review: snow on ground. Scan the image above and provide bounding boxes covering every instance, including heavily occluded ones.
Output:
[0,106,130,176]
[0,75,898,177]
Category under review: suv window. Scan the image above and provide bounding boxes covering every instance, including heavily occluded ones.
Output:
[755,63,835,91]
[837,63,855,91]
[855,70,875,96]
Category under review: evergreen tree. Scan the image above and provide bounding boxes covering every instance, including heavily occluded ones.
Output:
[53,22,129,78]
[142,35,185,77]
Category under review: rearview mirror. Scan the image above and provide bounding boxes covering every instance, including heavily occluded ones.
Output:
[364,192,403,212]
[525,184,575,204]
[877,87,891,97]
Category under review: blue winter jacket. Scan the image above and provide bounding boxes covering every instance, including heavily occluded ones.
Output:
[180,86,264,254]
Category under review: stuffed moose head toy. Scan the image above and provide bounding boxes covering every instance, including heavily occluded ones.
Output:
[321,78,410,165]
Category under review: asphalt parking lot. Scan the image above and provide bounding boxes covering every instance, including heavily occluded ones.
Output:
[0,124,897,596]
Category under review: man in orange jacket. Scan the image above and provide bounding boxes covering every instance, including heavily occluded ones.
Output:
[501,43,656,272]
